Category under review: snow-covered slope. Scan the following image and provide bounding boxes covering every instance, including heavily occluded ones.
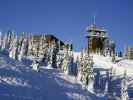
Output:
[0,50,133,100]
[0,52,106,100]
[73,52,133,75]
[73,52,133,99]
[92,54,133,76]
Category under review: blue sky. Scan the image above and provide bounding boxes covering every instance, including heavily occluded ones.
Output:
[0,0,132,52]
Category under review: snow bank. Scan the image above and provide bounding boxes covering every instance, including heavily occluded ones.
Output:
[0,76,31,87]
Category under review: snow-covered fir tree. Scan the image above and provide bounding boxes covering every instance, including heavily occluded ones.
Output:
[112,51,116,63]
[2,32,15,51]
[107,67,115,99]
[47,44,52,67]
[0,32,2,49]
[56,50,64,68]
[68,53,74,75]
[9,35,19,60]
[94,71,101,93]
[18,32,25,54]
[80,49,87,83]
[28,33,34,56]
[77,49,84,81]
[9,32,16,50]
[62,49,69,74]
[38,35,44,58]
[80,49,94,89]
[47,42,56,68]
[6,31,10,49]
[61,44,74,74]
[36,42,40,57]
[121,70,129,100]
[25,38,29,56]
[38,35,44,62]
[86,56,94,92]
[42,45,49,66]
[18,38,28,61]
[104,76,108,95]
[51,42,58,68]
[32,59,40,72]
[74,56,79,76]
[6,31,14,49]
[9,33,16,54]
[37,35,47,64]
[2,33,8,50]
[104,71,109,95]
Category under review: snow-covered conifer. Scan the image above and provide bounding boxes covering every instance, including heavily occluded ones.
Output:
[107,67,115,99]
[32,60,40,72]
[9,35,19,60]
[77,49,84,81]
[18,39,28,61]
[81,49,94,90]
[121,70,129,100]
[112,51,116,63]
[2,33,7,50]
[94,71,101,93]
[62,47,69,73]
[28,33,34,56]
[18,32,24,54]
[0,32,2,49]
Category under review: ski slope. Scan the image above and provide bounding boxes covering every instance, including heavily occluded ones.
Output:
[73,52,133,75]
[73,52,133,99]
[0,52,106,100]
[0,51,133,100]
[92,54,133,76]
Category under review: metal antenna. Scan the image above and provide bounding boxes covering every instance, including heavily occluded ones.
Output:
[93,15,96,25]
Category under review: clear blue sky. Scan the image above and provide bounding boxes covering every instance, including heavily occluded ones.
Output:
[0,0,132,52]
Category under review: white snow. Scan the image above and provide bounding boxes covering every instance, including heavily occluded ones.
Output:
[0,52,103,100]
[73,52,80,62]
[91,54,133,75]
[0,50,132,100]
[73,52,133,99]
[73,52,131,74]
[0,76,31,87]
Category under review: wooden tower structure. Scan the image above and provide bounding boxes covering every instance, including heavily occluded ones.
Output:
[86,24,108,54]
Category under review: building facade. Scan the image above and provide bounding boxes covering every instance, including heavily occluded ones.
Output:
[28,34,65,56]
[86,24,115,56]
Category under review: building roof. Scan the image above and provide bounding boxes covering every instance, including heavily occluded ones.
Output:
[86,24,106,33]
[30,34,65,45]
[86,24,107,38]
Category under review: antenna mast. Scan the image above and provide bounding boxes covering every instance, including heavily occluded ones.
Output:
[93,15,96,25]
